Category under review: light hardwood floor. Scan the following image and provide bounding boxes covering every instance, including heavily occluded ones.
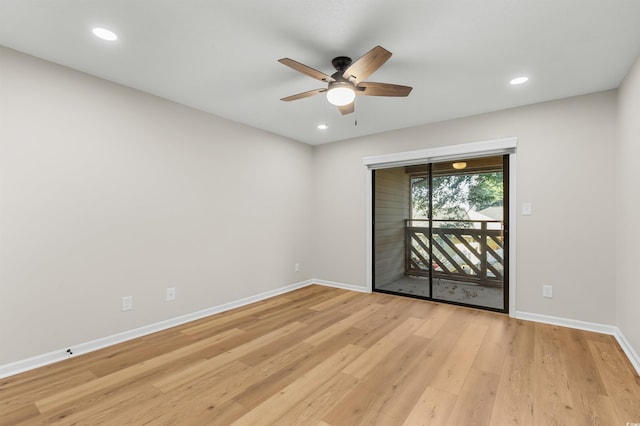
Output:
[1,285,639,425]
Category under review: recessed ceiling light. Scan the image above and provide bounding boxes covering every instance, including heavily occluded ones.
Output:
[317,123,328,130]
[92,27,118,41]
[510,76,529,85]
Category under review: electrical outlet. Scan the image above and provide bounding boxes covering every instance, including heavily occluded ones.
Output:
[542,285,553,298]
[166,287,176,301]
[122,296,133,311]
[294,263,300,272]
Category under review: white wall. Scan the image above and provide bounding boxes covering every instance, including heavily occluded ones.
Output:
[313,91,618,325]
[0,47,313,365]
[617,55,640,356]
[2,44,634,370]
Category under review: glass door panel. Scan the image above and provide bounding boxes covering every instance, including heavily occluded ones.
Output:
[372,155,508,313]
[373,168,430,297]
[429,157,506,310]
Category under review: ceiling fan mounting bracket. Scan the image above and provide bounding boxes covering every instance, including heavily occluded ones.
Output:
[331,56,352,72]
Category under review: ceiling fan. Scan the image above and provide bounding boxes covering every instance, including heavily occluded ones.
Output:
[278,46,412,115]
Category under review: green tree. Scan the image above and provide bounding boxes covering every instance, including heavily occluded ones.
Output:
[411,172,503,221]
[467,172,503,211]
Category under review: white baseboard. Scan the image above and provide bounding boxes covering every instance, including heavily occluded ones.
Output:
[613,328,640,376]
[515,311,619,335]
[3,284,637,379]
[312,279,369,293]
[516,311,640,376]
[0,279,314,380]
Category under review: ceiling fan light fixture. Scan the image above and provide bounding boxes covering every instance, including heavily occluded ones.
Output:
[326,84,356,106]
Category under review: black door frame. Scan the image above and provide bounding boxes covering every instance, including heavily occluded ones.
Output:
[372,154,510,314]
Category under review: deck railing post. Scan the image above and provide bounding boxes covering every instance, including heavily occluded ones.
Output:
[405,220,411,274]
[480,221,488,280]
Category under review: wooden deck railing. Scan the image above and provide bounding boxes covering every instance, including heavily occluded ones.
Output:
[405,219,504,286]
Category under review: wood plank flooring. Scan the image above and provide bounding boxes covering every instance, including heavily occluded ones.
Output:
[1,285,639,425]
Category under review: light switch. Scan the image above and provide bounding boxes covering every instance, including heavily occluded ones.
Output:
[522,202,532,215]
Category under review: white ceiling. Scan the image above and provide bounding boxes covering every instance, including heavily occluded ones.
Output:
[2,1,640,145]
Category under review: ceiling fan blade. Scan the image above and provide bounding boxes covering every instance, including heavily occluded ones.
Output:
[280,88,327,102]
[278,58,335,82]
[342,46,392,84]
[338,102,355,115]
[356,82,413,97]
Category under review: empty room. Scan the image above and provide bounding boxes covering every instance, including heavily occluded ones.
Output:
[1,1,640,424]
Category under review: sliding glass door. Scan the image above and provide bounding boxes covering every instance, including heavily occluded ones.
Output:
[373,155,509,313]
